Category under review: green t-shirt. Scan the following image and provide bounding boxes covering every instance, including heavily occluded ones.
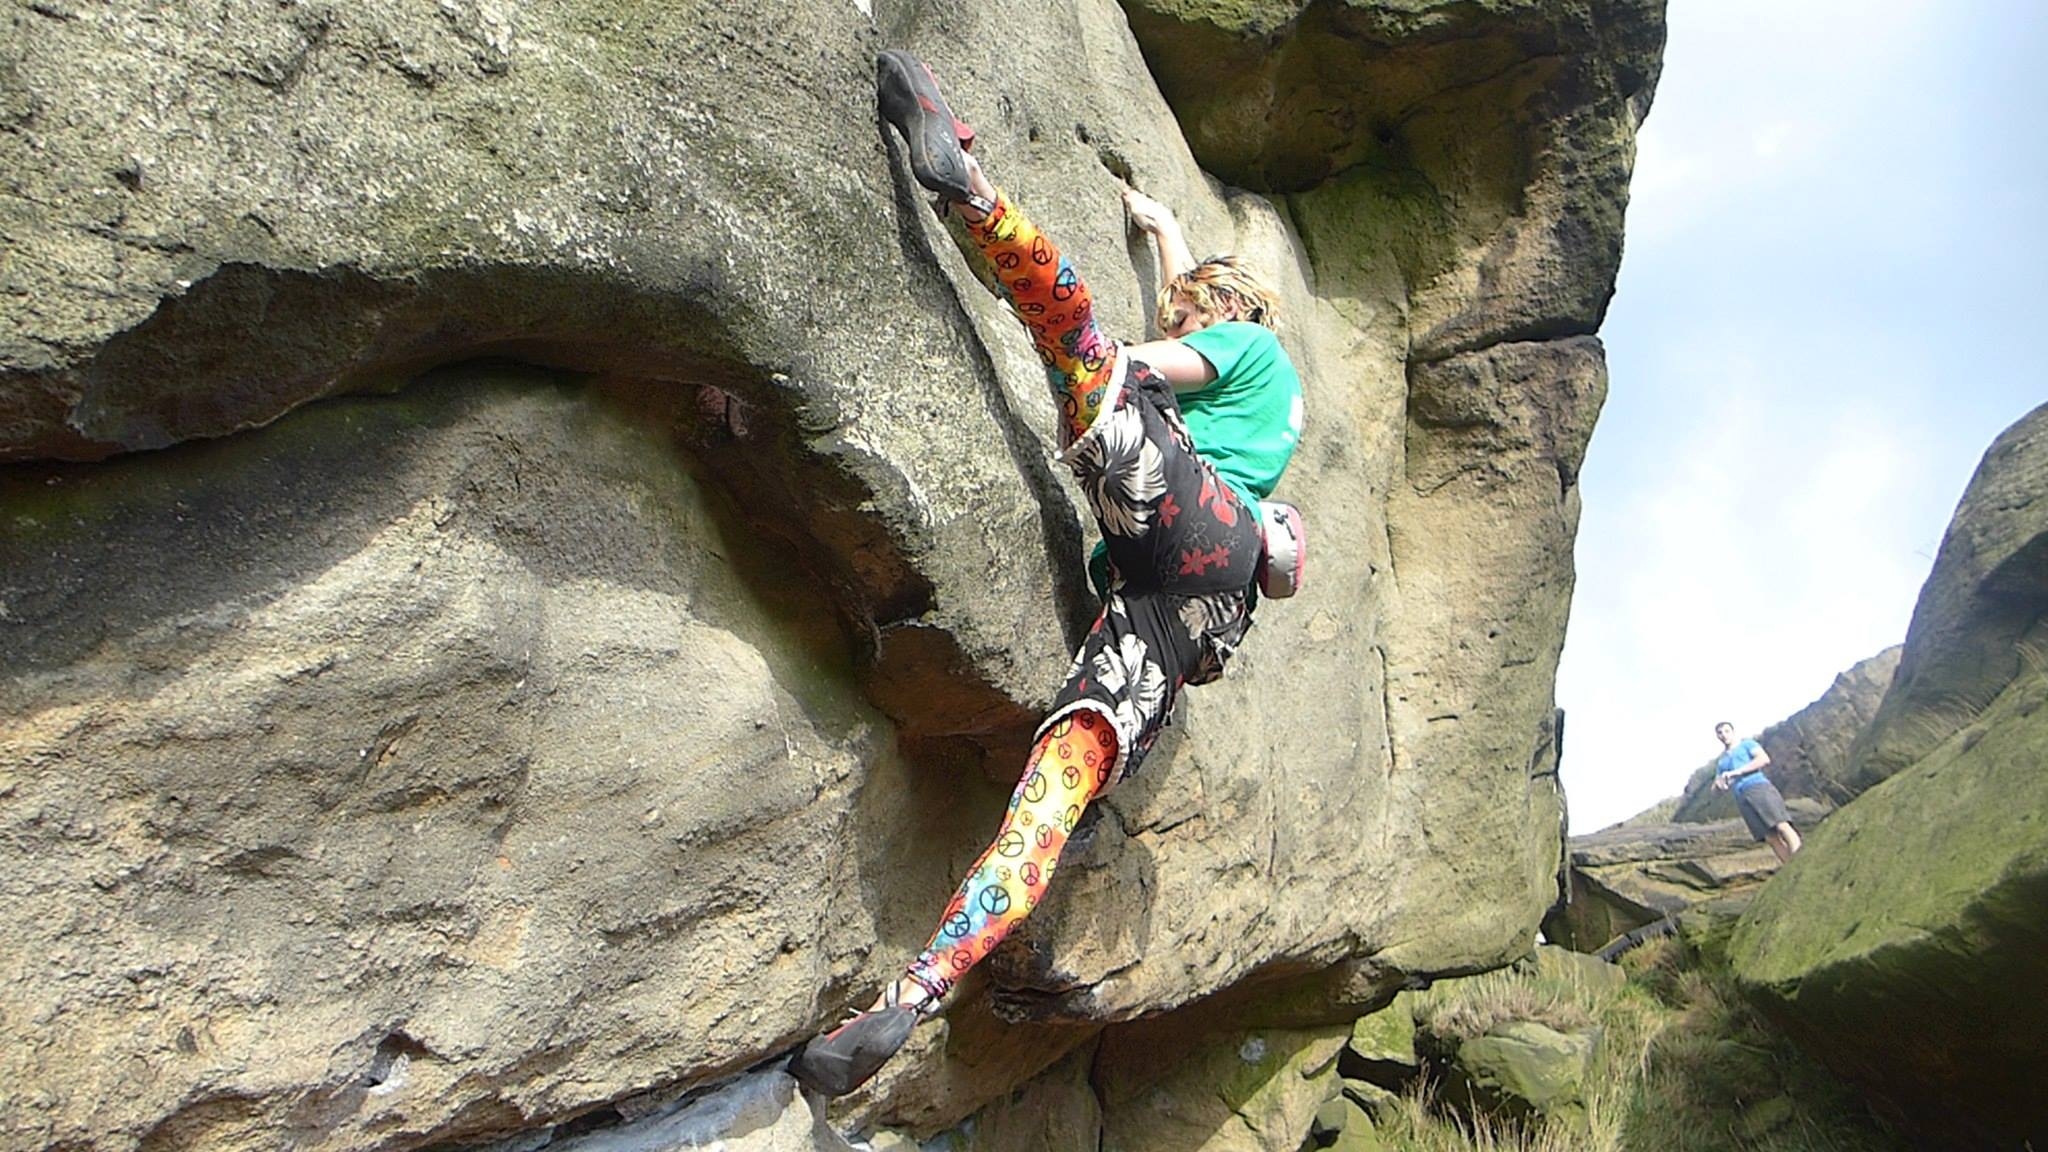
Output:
[1087,322,1303,597]
[1177,321,1304,512]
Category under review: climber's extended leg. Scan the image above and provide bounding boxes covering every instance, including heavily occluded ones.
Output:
[788,713,1117,1098]
[902,711,1117,1001]
[957,189,1118,448]
[877,50,1115,447]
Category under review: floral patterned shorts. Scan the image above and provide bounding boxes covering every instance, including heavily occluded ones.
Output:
[1041,355,1265,787]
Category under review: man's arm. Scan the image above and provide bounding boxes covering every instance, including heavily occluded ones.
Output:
[1123,187,1195,287]
[1716,742,1770,789]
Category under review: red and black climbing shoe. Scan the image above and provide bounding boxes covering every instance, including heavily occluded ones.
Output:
[787,1003,918,1097]
[876,50,993,217]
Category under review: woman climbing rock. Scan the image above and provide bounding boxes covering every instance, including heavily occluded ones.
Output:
[789,50,1307,1097]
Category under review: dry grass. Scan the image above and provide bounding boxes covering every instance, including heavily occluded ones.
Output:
[1613,940,1902,1152]
[1375,1081,1601,1152]
[1409,961,1604,1046]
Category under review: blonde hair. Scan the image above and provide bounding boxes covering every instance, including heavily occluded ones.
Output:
[1156,255,1280,333]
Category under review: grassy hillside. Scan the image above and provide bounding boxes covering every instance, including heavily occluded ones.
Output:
[1352,938,1905,1152]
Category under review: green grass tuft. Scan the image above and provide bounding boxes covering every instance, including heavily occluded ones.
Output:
[1357,938,1906,1152]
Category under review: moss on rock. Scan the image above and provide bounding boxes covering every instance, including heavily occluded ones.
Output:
[1730,672,2048,1147]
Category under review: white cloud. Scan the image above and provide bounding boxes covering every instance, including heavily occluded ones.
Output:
[1751,120,1800,159]
[1623,0,1944,246]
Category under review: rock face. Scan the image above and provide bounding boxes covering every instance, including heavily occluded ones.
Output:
[1844,407,2048,794]
[1542,803,1829,952]
[1096,1020,1349,1152]
[1669,646,1900,821]
[1729,404,2048,1150]
[1443,1020,1594,1131]
[0,1,1662,1150]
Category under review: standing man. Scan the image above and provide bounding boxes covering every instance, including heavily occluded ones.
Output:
[1713,722,1802,863]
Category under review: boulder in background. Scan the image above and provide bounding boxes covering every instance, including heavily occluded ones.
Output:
[1730,404,2048,1150]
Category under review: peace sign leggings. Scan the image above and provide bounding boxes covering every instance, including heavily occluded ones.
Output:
[903,190,1260,1004]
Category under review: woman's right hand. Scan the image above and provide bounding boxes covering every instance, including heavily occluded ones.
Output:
[1122,182,1196,286]
[1122,186,1176,234]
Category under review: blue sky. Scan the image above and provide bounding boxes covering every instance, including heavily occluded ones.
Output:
[1557,0,2046,831]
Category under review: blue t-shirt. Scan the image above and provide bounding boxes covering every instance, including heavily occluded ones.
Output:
[1717,739,1768,791]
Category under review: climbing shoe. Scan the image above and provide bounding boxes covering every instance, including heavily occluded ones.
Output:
[787,1003,918,1097]
[876,50,993,216]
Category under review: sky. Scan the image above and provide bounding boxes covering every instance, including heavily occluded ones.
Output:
[1556,0,2047,832]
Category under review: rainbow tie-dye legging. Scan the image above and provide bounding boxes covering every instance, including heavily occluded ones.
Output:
[904,711,1116,1001]
[963,192,1117,446]
[896,193,1123,1004]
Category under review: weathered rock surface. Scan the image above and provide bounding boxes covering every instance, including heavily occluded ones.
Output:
[1542,800,1827,951]
[2,378,910,1150]
[1124,0,1663,357]
[1339,991,1420,1088]
[1308,1094,1384,1151]
[1670,646,1900,821]
[1729,404,2048,1150]
[878,1041,1102,1152]
[1843,405,2048,793]
[1096,1019,1348,1152]
[1442,1020,1595,1131]
[0,0,1663,1149]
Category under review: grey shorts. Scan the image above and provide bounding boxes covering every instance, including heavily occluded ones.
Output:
[1734,775,1792,842]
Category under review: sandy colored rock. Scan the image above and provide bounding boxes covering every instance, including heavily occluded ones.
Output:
[1373,338,1606,973]
[0,0,1665,1147]
[1097,1020,1348,1152]
[909,1041,1102,1152]
[0,378,908,1151]
[1125,0,1662,354]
